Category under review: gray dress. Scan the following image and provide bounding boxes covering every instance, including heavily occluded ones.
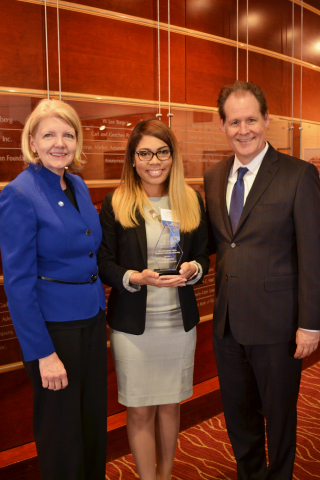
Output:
[110,197,197,407]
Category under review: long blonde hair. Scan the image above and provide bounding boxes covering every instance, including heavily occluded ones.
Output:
[112,119,200,233]
[21,98,85,171]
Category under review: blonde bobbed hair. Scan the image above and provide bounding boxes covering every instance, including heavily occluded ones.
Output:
[21,98,85,171]
[112,119,201,233]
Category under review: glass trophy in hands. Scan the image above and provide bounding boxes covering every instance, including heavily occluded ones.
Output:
[152,209,183,276]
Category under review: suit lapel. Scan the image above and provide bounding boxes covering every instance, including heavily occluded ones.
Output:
[235,145,279,234]
[179,231,185,253]
[64,172,84,216]
[134,213,148,268]
[220,156,234,238]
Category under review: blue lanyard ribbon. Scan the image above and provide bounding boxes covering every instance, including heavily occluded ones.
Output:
[162,220,180,259]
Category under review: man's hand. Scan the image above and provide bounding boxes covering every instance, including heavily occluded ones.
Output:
[39,352,68,390]
[294,328,320,359]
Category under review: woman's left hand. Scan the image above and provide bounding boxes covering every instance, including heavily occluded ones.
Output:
[39,352,68,390]
[179,262,197,280]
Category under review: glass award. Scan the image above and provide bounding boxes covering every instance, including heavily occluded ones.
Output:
[153,220,183,275]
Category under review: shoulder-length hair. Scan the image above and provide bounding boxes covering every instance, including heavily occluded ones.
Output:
[112,119,201,233]
[21,98,85,171]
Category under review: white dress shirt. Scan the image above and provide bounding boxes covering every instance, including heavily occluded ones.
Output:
[226,142,269,213]
[226,142,317,333]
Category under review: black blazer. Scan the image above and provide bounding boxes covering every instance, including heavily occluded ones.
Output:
[204,143,320,344]
[98,191,210,334]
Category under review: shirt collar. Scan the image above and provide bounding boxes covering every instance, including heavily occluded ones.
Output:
[231,142,269,176]
[27,162,66,189]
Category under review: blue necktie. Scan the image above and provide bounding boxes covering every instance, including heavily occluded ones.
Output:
[229,167,248,234]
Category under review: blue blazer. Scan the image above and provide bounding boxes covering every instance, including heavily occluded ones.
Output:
[0,163,106,362]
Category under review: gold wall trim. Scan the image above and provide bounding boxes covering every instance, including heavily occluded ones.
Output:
[86,180,120,188]
[0,276,3,283]
[292,0,320,17]
[0,178,206,191]
[2,86,320,125]
[0,362,24,373]
[0,86,221,112]
[16,0,320,73]
[199,314,213,324]
[79,178,204,188]
[0,315,212,373]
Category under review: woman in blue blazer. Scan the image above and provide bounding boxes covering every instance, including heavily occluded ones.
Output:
[0,99,107,480]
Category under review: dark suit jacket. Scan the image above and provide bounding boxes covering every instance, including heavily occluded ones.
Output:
[98,191,210,334]
[204,143,320,344]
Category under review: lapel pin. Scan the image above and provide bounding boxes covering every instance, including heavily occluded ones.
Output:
[58,201,64,207]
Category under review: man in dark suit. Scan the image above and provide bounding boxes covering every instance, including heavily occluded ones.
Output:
[204,81,320,480]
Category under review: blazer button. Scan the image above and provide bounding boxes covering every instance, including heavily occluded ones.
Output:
[89,252,94,258]
[231,242,236,248]
[86,230,91,235]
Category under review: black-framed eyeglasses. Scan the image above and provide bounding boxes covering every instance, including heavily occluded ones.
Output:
[135,148,172,162]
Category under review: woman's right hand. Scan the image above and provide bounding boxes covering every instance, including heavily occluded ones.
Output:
[38,352,68,390]
[129,269,187,288]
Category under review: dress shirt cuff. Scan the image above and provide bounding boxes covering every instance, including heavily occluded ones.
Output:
[123,270,141,292]
[186,261,203,285]
[299,328,320,333]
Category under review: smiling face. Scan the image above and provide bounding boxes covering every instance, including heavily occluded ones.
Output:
[30,116,77,177]
[134,135,173,197]
[220,92,269,165]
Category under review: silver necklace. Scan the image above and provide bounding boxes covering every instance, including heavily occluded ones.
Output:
[149,208,162,222]
[149,197,169,222]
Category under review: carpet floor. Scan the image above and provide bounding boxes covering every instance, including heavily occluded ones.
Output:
[105,361,320,479]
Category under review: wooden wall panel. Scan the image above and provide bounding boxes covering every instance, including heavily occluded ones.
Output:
[306,0,320,9]
[0,369,34,452]
[0,1,186,103]
[186,38,236,107]
[186,0,320,69]
[186,0,236,40]
[73,0,155,19]
[72,0,186,27]
[193,320,217,384]
[238,0,293,56]
[301,66,320,122]
[294,7,320,68]
[0,1,45,90]
[49,9,186,103]
[0,284,20,365]
[238,52,320,124]
[239,50,293,118]
[0,1,319,123]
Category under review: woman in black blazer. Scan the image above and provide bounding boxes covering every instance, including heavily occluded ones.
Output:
[98,119,209,480]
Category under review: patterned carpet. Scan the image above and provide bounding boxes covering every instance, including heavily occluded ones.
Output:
[105,361,320,479]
